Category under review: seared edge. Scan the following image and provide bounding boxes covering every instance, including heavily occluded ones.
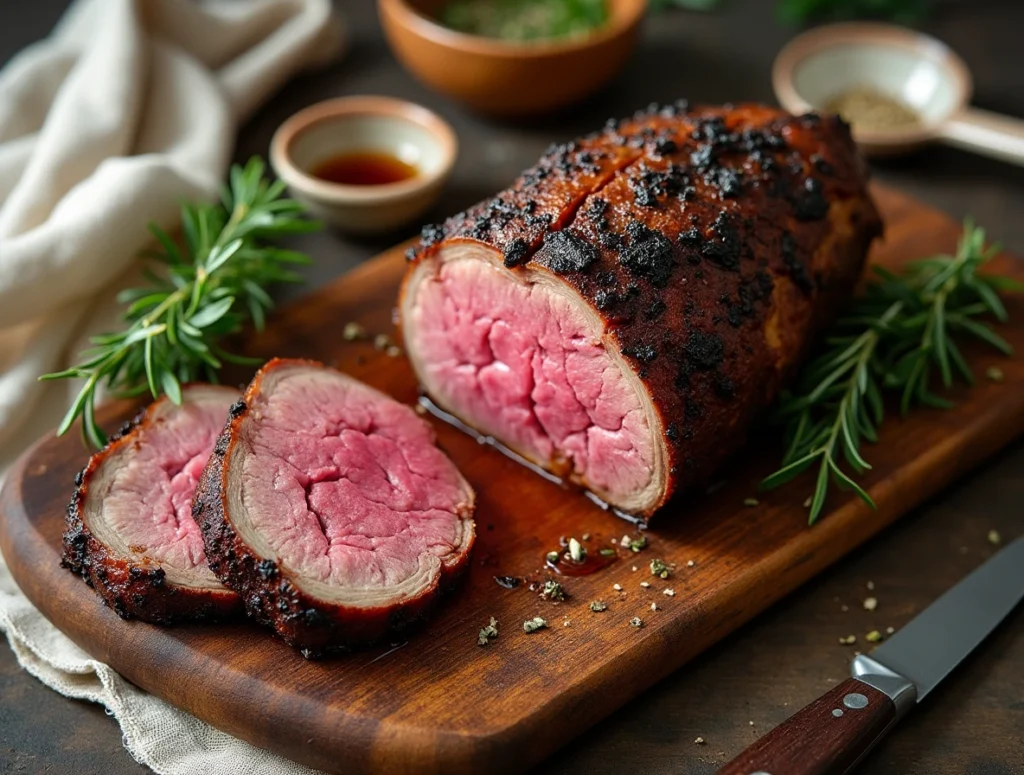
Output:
[62,390,242,625]
[193,358,476,658]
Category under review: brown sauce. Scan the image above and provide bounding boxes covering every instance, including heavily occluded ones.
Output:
[310,152,417,186]
[547,550,617,577]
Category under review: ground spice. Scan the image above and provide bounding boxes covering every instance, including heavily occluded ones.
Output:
[826,88,920,131]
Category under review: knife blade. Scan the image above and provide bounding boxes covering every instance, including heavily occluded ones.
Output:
[718,535,1024,775]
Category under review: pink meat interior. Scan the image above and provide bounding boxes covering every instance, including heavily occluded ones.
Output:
[238,369,470,589]
[407,257,654,504]
[101,395,230,571]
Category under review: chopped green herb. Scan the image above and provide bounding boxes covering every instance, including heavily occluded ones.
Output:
[986,366,1005,382]
[628,535,648,553]
[590,600,608,612]
[988,529,1002,545]
[743,497,760,507]
[546,550,561,564]
[540,580,567,601]
[866,630,883,643]
[599,548,616,557]
[342,322,366,341]
[523,616,548,633]
[649,558,671,579]
[839,634,857,645]
[478,617,498,646]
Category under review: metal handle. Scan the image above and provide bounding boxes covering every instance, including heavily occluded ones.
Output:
[938,107,1024,167]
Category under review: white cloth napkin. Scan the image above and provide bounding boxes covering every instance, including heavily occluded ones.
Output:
[0,0,343,772]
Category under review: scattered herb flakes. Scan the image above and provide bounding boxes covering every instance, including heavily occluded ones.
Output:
[477,617,498,646]
[590,600,608,613]
[628,535,648,553]
[599,548,616,557]
[613,583,623,592]
[988,529,1002,545]
[863,597,878,611]
[546,551,560,564]
[663,588,676,597]
[373,333,392,351]
[694,737,706,745]
[523,617,548,634]
[866,630,884,643]
[620,535,631,548]
[569,537,586,563]
[342,322,366,341]
[650,558,671,578]
[540,580,567,601]
[986,366,1005,383]
[640,581,651,589]
[743,497,760,507]
[838,635,857,645]
[494,575,520,589]
[629,616,644,628]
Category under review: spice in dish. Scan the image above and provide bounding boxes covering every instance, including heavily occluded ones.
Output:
[438,0,609,42]
[825,88,921,131]
[310,152,417,186]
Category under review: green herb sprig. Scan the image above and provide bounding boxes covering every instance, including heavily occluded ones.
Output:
[40,158,319,448]
[761,221,1022,524]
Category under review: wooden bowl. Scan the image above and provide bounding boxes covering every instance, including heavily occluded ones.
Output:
[378,0,647,117]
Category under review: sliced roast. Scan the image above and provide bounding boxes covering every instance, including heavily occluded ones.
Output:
[63,385,241,623]
[194,358,475,657]
[401,102,883,519]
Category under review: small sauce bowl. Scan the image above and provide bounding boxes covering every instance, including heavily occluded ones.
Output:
[270,96,458,235]
[773,23,1024,166]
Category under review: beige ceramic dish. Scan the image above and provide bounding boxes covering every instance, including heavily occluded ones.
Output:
[270,96,458,235]
[773,23,1024,165]
[378,0,646,117]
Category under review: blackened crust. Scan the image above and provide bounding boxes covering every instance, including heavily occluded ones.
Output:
[403,102,883,519]
[62,399,241,625]
[193,358,475,658]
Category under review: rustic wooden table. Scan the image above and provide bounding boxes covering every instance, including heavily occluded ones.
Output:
[1,2,1022,774]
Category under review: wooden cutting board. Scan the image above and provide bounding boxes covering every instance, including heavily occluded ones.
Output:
[2,186,1023,775]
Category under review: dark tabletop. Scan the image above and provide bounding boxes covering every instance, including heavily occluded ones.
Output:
[2,2,1023,774]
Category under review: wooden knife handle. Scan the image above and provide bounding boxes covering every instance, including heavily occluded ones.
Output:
[717,678,896,775]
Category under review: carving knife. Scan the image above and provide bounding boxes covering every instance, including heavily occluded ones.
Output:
[718,535,1024,775]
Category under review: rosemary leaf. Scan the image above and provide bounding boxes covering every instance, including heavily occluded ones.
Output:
[762,220,1018,524]
[40,157,319,447]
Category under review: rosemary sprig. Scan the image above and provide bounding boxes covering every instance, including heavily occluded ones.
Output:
[762,220,1023,524]
[40,158,319,448]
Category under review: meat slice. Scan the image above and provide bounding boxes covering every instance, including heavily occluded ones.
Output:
[194,358,475,657]
[400,102,883,519]
[62,385,241,623]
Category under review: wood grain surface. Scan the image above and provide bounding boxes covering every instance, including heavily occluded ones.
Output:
[1,186,1023,775]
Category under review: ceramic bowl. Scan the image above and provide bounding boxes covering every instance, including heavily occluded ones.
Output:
[378,0,646,117]
[270,96,458,235]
